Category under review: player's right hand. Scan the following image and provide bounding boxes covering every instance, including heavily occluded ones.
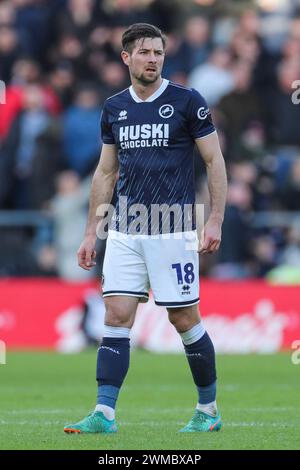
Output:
[77,236,97,271]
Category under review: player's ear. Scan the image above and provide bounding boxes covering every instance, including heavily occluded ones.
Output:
[121,50,130,66]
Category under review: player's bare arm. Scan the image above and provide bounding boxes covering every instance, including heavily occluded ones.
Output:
[195,132,227,254]
[77,143,119,270]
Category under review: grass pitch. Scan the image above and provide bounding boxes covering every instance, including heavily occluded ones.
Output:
[0,350,299,450]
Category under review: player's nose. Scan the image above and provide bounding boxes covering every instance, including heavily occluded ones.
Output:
[148,52,157,63]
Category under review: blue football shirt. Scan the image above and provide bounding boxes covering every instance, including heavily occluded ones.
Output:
[100,79,215,234]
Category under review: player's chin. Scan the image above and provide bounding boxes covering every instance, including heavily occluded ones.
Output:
[140,73,159,84]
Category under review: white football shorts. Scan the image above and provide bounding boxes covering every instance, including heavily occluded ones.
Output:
[101,230,199,308]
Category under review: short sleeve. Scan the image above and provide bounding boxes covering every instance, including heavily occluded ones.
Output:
[100,101,115,144]
[186,89,215,140]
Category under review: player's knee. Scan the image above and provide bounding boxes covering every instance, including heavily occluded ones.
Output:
[104,299,135,327]
[171,316,193,333]
[168,306,200,333]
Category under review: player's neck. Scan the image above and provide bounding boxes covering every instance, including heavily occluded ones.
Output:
[130,77,163,101]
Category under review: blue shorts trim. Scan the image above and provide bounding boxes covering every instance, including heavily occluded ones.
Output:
[102,290,149,299]
[155,298,199,308]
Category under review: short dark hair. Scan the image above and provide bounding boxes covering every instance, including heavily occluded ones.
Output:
[122,23,166,53]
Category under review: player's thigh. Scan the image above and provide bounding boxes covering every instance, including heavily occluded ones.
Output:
[167,304,202,333]
[104,295,139,328]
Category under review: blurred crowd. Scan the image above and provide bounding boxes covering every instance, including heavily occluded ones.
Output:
[0,0,300,281]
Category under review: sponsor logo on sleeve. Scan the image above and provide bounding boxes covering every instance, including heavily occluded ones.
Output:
[197,107,210,120]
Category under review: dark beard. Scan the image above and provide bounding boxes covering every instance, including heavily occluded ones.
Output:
[134,72,159,85]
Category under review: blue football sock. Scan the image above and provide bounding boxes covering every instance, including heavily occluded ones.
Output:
[96,337,130,409]
[183,331,217,404]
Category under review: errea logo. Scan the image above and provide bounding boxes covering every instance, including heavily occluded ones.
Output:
[118,110,127,121]
[181,285,191,295]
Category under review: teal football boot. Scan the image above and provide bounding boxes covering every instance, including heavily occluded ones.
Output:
[179,409,222,433]
[64,411,117,434]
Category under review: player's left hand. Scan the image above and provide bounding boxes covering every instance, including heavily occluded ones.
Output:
[198,217,222,254]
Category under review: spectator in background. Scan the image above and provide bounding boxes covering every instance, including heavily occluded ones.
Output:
[1,83,61,209]
[280,158,300,211]
[99,0,150,28]
[230,31,260,66]
[98,60,128,99]
[289,15,300,40]
[0,1,16,27]
[62,83,101,176]
[0,2,20,83]
[57,0,96,43]
[279,223,300,268]
[11,56,41,85]
[0,225,52,276]
[0,26,21,83]
[282,34,300,62]
[27,116,63,209]
[0,57,60,143]
[183,16,210,73]
[264,58,300,146]
[157,32,189,83]
[238,9,261,38]
[253,164,278,211]
[251,234,278,277]
[34,244,58,277]
[229,160,257,187]
[87,24,112,71]
[55,33,86,79]
[145,0,183,33]
[107,26,128,61]
[217,61,263,160]
[188,47,234,106]
[266,224,300,284]
[237,120,266,162]
[88,24,111,51]
[258,2,291,55]
[211,180,253,279]
[51,170,94,280]
[12,0,53,65]
[48,61,75,108]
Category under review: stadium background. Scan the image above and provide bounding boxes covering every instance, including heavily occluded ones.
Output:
[0,0,300,451]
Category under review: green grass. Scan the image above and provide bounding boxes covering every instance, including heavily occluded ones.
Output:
[0,350,299,450]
